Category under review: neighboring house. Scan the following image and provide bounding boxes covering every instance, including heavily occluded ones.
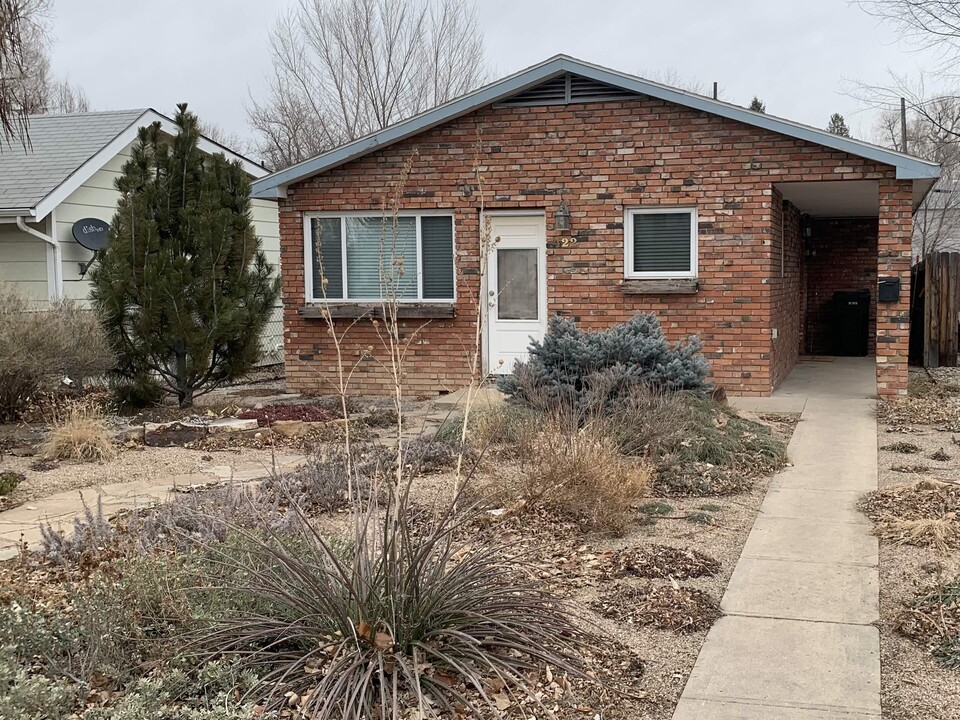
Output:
[0,109,284,364]
[912,181,960,260]
[252,55,939,399]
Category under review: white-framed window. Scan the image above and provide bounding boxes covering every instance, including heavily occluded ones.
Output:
[304,211,456,302]
[624,207,698,279]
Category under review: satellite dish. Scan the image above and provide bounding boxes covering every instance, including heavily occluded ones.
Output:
[71,218,110,252]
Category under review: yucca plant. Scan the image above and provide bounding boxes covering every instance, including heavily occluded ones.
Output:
[193,497,590,719]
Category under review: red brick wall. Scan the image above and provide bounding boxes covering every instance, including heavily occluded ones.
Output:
[877,180,914,397]
[805,218,879,355]
[770,195,805,389]
[278,97,904,398]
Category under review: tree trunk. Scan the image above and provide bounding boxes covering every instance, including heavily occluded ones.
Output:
[174,339,192,408]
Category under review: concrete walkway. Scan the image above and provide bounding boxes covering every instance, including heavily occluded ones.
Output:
[675,358,881,720]
[0,453,305,561]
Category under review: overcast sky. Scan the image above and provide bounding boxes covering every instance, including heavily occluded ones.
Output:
[49,0,942,151]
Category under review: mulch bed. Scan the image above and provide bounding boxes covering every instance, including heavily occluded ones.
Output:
[861,479,960,552]
[237,404,335,426]
[590,583,721,632]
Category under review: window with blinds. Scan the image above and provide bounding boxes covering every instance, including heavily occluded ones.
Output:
[625,208,697,278]
[308,214,455,301]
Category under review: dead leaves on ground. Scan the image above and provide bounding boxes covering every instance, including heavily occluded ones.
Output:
[590,582,721,633]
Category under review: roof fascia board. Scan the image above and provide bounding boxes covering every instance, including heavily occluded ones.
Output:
[253,55,940,196]
[32,111,153,220]
[33,110,269,219]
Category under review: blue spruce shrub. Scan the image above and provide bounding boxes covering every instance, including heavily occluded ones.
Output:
[499,313,709,406]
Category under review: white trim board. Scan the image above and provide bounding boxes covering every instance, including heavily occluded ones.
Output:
[32,110,268,220]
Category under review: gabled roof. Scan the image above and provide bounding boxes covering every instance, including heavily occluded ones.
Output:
[0,109,268,218]
[252,55,941,200]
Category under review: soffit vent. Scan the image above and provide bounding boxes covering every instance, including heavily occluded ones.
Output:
[496,72,640,107]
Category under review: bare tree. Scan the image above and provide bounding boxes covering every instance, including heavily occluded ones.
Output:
[873,98,960,257]
[639,66,715,96]
[43,77,89,113]
[1,0,89,131]
[199,120,256,157]
[248,0,488,170]
[0,0,50,145]
[858,0,960,69]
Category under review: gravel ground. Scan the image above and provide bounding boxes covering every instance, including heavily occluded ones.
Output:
[0,446,284,504]
[877,376,960,720]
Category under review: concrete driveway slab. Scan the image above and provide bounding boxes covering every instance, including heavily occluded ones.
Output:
[679,616,880,715]
[722,557,878,624]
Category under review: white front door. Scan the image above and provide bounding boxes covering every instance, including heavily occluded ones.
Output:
[485,213,547,375]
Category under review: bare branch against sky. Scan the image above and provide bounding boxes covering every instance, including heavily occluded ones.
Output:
[247,0,488,170]
[0,0,50,146]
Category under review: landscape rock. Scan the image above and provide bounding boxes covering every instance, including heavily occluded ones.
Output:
[144,421,207,447]
[206,418,260,434]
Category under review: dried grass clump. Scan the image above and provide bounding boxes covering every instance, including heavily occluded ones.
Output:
[36,403,117,462]
[861,478,960,552]
[590,582,720,632]
[875,518,960,553]
[517,422,652,533]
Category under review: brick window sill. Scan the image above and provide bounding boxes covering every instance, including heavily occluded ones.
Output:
[298,303,456,319]
[621,279,700,295]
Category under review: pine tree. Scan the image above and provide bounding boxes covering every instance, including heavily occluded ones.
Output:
[90,104,281,407]
[749,96,766,113]
[826,112,851,137]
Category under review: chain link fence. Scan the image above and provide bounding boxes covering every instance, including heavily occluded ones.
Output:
[256,306,285,367]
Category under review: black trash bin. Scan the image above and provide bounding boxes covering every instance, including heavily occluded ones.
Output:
[832,290,870,357]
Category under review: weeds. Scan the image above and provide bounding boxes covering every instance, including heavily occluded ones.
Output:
[897,578,960,668]
[638,501,674,516]
[881,441,922,454]
[0,470,23,495]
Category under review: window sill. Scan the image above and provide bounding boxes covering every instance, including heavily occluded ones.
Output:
[299,303,457,319]
[621,278,700,295]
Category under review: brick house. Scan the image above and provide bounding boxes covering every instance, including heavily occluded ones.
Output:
[252,56,939,399]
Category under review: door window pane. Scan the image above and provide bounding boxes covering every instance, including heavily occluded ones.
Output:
[497,248,538,320]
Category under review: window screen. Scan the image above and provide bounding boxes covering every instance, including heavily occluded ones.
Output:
[308,214,455,301]
[421,216,455,300]
[631,211,694,275]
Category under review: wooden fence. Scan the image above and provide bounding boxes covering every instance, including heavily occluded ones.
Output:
[922,251,960,368]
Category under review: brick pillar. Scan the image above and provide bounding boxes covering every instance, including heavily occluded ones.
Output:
[876,179,913,398]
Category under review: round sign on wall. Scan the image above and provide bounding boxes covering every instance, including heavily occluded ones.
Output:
[71,218,110,252]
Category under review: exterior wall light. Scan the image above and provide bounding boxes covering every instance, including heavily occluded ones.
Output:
[555,201,571,232]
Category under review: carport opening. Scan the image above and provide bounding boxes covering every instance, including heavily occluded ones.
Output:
[777,181,880,360]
